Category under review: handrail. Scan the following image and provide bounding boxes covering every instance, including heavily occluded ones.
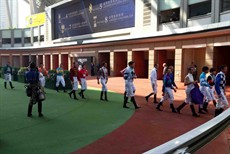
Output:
[144,108,230,154]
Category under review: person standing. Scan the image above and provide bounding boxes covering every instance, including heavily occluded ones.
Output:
[176,67,199,117]
[69,62,79,100]
[26,62,44,117]
[78,64,88,99]
[123,61,140,109]
[97,62,109,101]
[38,63,48,93]
[56,63,66,92]
[207,68,217,107]
[162,63,167,77]
[214,65,228,117]
[3,62,15,89]
[199,66,212,113]
[156,67,177,113]
[145,64,159,104]
[91,62,95,76]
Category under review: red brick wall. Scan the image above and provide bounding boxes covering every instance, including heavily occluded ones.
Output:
[132,51,148,78]
[114,52,127,76]
[61,54,68,70]
[53,55,59,70]
[45,55,50,70]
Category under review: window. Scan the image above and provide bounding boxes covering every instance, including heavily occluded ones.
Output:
[159,0,180,23]
[14,38,22,44]
[221,0,230,12]
[40,35,44,42]
[2,38,11,44]
[188,0,211,18]
[160,8,180,23]
[33,36,38,42]
[24,37,31,43]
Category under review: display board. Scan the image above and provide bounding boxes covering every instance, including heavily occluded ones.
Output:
[53,0,135,39]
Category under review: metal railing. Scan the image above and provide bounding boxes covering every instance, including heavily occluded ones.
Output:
[144,108,230,154]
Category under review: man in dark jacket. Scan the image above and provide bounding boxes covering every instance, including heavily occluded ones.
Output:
[26,62,43,117]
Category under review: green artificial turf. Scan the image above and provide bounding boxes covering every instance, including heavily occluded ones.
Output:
[0,79,134,154]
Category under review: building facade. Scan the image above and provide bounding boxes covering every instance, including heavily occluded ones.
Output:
[0,0,230,82]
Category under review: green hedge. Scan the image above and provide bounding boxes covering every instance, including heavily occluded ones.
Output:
[45,70,72,90]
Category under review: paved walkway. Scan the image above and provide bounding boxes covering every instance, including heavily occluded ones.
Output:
[74,77,230,154]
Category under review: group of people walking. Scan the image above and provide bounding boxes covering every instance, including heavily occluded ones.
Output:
[144,63,228,117]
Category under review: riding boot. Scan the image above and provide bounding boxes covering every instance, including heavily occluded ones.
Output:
[213,100,217,107]
[176,102,187,114]
[100,91,104,100]
[9,82,14,89]
[131,97,140,109]
[38,101,43,117]
[69,90,73,98]
[27,102,33,117]
[214,109,220,117]
[81,90,86,99]
[73,91,78,100]
[4,82,7,89]
[198,106,205,114]
[170,104,177,113]
[56,86,59,92]
[156,102,163,111]
[153,94,158,104]
[145,92,154,102]
[123,97,129,108]
[203,102,209,113]
[190,105,199,117]
[104,91,108,101]
[63,87,67,93]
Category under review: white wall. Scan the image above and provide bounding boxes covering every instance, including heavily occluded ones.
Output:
[18,0,30,28]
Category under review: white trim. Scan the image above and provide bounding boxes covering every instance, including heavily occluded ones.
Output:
[12,54,20,56]
[154,46,175,50]
[214,42,230,47]
[182,44,207,48]
[132,48,149,51]
[98,50,110,53]
[0,54,10,56]
[113,49,128,52]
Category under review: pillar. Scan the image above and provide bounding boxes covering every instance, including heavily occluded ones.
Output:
[205,38,214,68]
[68,53,71,70]
[127,50,132,63]
[148,49,155,78]
[20,54,23,67]
[42,54,45,67]
[36,54,38,66]
[110,52,114,76]
[50,54,53,70]
[180,0,188,28]
[58,53,61,65]
[174,42,183,82]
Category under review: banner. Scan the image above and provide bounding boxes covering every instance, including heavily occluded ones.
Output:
[53,0,135,39]
[26,12,46,28]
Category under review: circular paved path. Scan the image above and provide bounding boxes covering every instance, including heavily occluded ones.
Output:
[73,77,230,154]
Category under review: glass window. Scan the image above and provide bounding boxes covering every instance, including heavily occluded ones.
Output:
[24,37,31,43]
[2,38,11,44]
[159,0,181,11]
[14,38,22,44]
[159,0,180,23]
[33,36,38,42]
[220,0,230,12]
[159,8,180,23]
[188,0,211,18]
[40,35,44,42]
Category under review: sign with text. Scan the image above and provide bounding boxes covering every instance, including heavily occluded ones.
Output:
[53,0,135,39]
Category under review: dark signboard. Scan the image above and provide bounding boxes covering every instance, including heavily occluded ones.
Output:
[53,0,135,39]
